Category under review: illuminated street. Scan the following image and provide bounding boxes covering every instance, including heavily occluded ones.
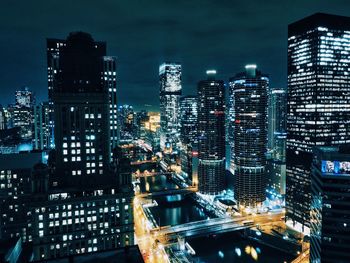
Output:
[132,167,308,262]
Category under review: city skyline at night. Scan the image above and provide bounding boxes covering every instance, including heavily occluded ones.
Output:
[2,2,350,263]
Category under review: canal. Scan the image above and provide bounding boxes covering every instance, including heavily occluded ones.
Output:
[148,195,210,227]
[137,171,297,262]
[189,232,296,263]
[138,174,178,193]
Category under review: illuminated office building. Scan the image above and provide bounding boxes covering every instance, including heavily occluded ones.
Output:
[180,95,198,146]
[33,102,50,150]
[231,65,269,208]
[13,87,35,141]
[197,70,225,195]
[286,13,350,229]
[51,32,110,182]
[267,88,287,195]
[142,112,160,152]
[0,107,6,130]
[310,145,350,262]
[159,62,182,150]
[0,151,43,242]
[103,56,118,152]
[47,38,66,149]
[29,32,134,261]
[118,105,135,142]
[180,96,198,180]
[15,87,34,108]
[227,83,235,174]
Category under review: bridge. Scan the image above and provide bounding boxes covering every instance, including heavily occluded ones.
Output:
[137,187,197,198]
[133,172,172,178]
[151,211,285,242]
[131,160,157,166]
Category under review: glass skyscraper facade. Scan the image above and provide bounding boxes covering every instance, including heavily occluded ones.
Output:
[13,87,35,141]
[180,95,198,181]
[197,71,225,195]
[33,102,50,150]
[286,13,350,229]
[180,95,198,147]
[159,62,182,151]
[310,145,350,262]
[231,65,269,208]
[267,88,287,195]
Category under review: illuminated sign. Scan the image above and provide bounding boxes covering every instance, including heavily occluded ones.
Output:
[321,160,350,175]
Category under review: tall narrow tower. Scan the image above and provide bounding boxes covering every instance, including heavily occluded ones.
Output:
[231,65,269,209]
[159,62,182,150]
[197,70,225,195]
[103,56,118,153]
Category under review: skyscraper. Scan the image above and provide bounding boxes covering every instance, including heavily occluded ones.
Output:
[47,38,66,149]
[267,88,287,195]
[103,56,118,152]
[52,32,110,184]
[180,95,198,147]
[180,96,198,180]
[286,13,350,229]
[159,62,182,150]
[310,145,350,262]
[118,105,135,142]
[0,107,6,130]
[231,65,269,209]
[197,70,225,195]
[33,102,50,150]
[13,87,35,141]
[30,32,134,260]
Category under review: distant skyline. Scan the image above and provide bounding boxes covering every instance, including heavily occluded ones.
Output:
[1,0,350,110]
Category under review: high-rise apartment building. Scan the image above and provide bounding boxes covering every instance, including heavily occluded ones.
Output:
[286,13,350,229]
[231,65,269,208]
[159,62,182,150]
[197,70,225,195]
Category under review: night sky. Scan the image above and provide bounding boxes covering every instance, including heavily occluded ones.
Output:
[1,0,350,110]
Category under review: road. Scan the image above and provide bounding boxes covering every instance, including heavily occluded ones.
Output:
[151,211,285,243]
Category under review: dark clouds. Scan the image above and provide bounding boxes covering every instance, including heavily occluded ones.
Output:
[1,0,350,110]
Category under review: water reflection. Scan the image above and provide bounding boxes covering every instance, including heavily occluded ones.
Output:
[190,232,295,263]
[139,174,179,193]
[148,195,208,227]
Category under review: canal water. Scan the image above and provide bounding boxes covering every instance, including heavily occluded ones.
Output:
[148,195,210,227]
[139,173,297,262]
[189,232,296,263]
[138,174,178,193]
